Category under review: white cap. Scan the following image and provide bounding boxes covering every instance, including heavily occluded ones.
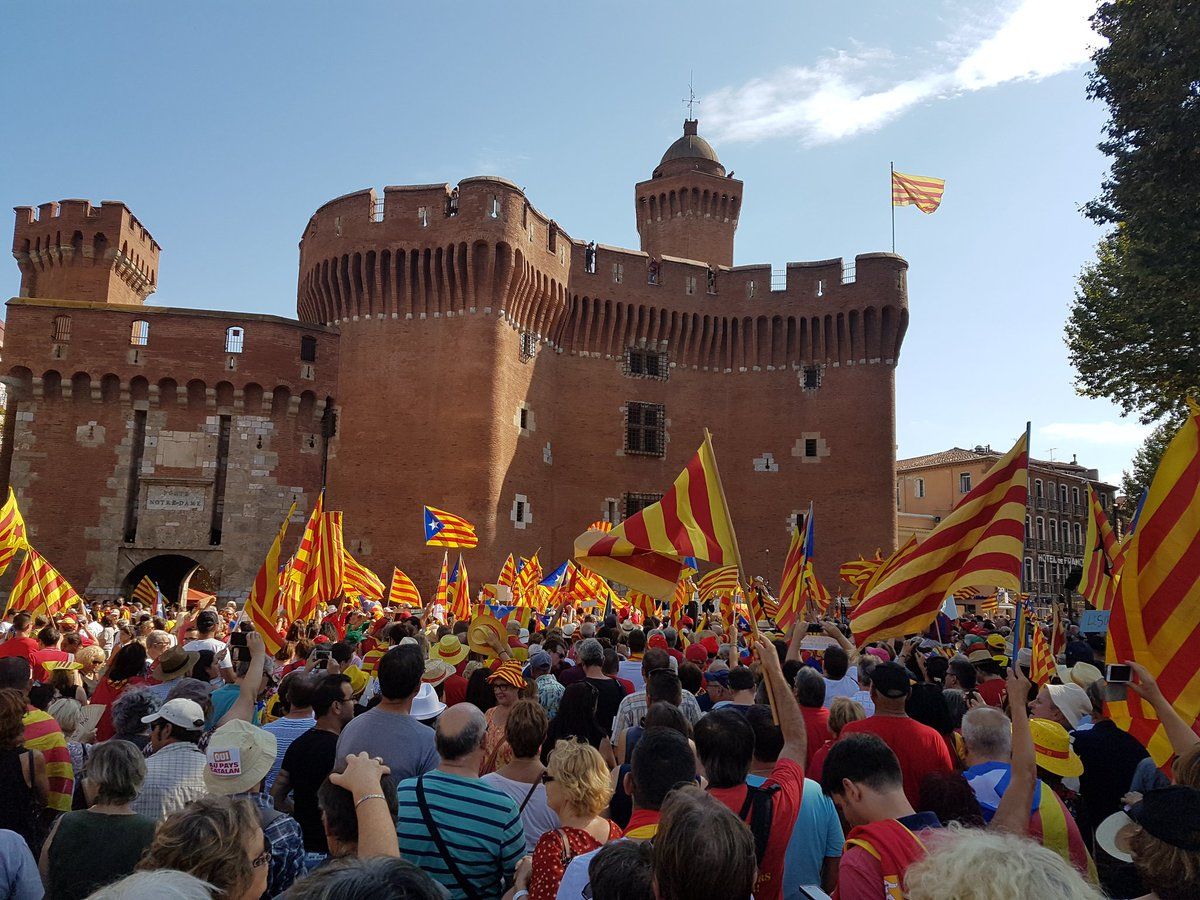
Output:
[142,697,205,730]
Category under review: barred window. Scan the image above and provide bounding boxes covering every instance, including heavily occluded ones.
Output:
[225,326,245,354]
[625,347,668,380]
[802,366,820,389]
[625,402,665,457]
[300,335,317,362]
[519,332,537,362]
[52,315,71,342]
[623,492,663,519]
[130,320,149,346]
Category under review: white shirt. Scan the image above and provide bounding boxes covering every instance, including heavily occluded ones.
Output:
[822,666,859,706]
[617,659,645,693]
[184,637,230,668]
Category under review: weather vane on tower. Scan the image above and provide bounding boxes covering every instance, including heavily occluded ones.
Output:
[683,71,700,119]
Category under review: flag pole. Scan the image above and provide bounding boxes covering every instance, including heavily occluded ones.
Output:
[890,162,896,254]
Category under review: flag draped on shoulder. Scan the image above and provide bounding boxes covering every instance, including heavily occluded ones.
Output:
[424,506,478,548]
[245,502,297,655]
[1106,401,1200,764]
[1080,485,1120,611]
[0,488,29,578]
[892,170,946,214]
[388,567,421,608]
[8,548,80,618]
[574,432,739,599]
[852,430,1029,645]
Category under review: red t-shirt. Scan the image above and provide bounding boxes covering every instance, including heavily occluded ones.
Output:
[800,706,832,768]
[809,739,834,785]
[442,673,468,707]
[708,757,804,900]
[840,715,955,807]
[977,678,1007,708]
[30,648,71,684]
[0,636,38,663]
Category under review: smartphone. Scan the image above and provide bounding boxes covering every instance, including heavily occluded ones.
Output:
[806,623,823,634]
[1105,663,1132,684]
[229,631,247,664]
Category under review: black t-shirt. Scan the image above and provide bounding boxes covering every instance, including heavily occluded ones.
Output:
[1072,719,1150,841]
[586,676,627,737]
[280,727,340,852]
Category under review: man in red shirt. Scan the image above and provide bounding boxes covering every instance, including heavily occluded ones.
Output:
[839,662,954,807]
[795,666,833,768]
[695,634,806,900]
[0,613,39,664]
[29,625,72,684]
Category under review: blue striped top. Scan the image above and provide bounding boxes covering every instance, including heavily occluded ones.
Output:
[396,769,525,899]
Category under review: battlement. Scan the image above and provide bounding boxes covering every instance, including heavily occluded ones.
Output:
[12,199,160,306]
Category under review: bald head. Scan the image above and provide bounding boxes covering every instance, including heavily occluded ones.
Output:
[436,703,486,762]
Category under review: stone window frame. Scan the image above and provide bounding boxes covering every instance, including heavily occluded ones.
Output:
[623,347,668,381]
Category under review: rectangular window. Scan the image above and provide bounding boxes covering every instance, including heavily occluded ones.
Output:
[746,281,756,299]
[625,402,666,457]
[490,196,500,218]
[1024,557,1033,585]
[612,263,623,284]
[802,366,820,389]
[519,332,537,362]
[300,336,317,362]
[225,327,245,354]
[519,408,529,430]
[625,348,668,380]
[418,207,429,227]
[1036,517,1045,540]
[1034,479,1043,499]
[685,275,696,295]
[1074,522,1083,545]
[959,472,972,493]
[623,491,664,519]
[130,320,149,346]
[604,499,619,525]
[514,499,526,524]
[52,315,71,342]
[1072,486,1080,506]
[915,478,926,499]
[804,438,818,458]
[334,216,342,237]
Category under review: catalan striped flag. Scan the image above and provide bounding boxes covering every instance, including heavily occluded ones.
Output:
[132,575,160,608]
[388,567,422,608]
[777,523,806,632]
[840,552,885,604]
[0,488,29,578]
[892,169,946,214]
[575,432,740,599]
[628,591,658,622]
[433,553,451,619]
[1080,485,1120,611]
[287,492,326,622]
[424,506,478,548]
[589,520,614,533]
[669,576,695,621]
[343,549,385,600]
[1028,613,1056,686]
[569,565,609,605]
[978,593,999,618]
[497,554,517,590]
[952,587,976,602]
[515,554,542,601]
[448,555,473,621]
[1106,401,1200,764]
[318,511,346,605]
[852,429,1028,645]
[8,548,81,619]
[698,565,741,602]
[802,560,833,617]
[244,502,297,655]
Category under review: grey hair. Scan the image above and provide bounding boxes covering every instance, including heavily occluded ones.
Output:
[961,707,1012,760]
[48,697,82,741]
[576,638,604,667]
[857,655,878,685]
[942,688,968,729]
[283,856,448,900]
[85,869,215,900]
[663,627,679,645]
[85,739,147,804]
[110,688,161,736]
[793,666,827,708]
[166,678,214,716]
[146,629,173,648]
[435,706,487,762]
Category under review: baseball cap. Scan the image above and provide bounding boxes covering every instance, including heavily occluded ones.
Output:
[704,668,730,686]
[528,650,553,671]
[142,697,206,731]
[204,719,278,795]
[869,662,912,699]
[684,644,709,665]
[196,610,219,631]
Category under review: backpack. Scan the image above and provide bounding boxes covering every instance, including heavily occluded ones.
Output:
[738,781,781,863]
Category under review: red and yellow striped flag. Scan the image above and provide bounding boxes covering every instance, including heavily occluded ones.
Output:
[0,488,29,578]
[132,575,159,607]
[777,525,805,632]
[840,552,884,600]
[575,431,740,599]
[8,548,80,619]
[1106,401,1200,764]
[343,549,385,600]
[497,554,517,589]
[389,567,422,608]
[852,429,1028,645]
[433,552,451,614]
[1081,485,1120,611]
[424,505,478,548]
[669,576,695,621]
[628,591,658,622]
[449,555,472,621]
[1027,611,1056,686]
[589,520,614,533]
[978,593,1000,618]
[515,554,542,601]
[892,169,946,214]
[698,565,740,602]
[803,560,833,617]
[317,511,346,605]
[286,492,326,621]
[245,502,297,655]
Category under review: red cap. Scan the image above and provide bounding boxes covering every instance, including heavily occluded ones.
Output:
[679,616,694,627]
[648,633,668,650]
[685,644,709,664]
[700,635,720,655]
[314,635,330,644]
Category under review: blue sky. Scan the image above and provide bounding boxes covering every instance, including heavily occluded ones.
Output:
[0,1,1143,484]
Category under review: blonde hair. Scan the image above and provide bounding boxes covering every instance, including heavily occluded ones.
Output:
[48,697,82,741]
[547,738,613,818]
[828,696,866,736]
[139,795,260,897]
[905,824,1103,900]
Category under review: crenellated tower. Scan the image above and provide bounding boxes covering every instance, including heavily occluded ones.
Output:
[635,120,742,267]
[11,200,159,305]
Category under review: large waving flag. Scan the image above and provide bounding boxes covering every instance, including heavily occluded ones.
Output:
[389,567,422,608]
[497,554,517,590]
[575,431,740,599]
[318,511,347,605]
[449,555,472,620]
[841,551,885,606]
[343,550,385,600]
[0,488,29,578]
[777,503,819,630]
[1080,485,1120,611]
[245,502,297,655]
[287,492,326,622]
[8,547,81,618]
[697,565,740,602]
[424,506,478,548]
[892,169,946,214]
[1106,401,1200,763]
[852,429,1028,645]
[132,575,159,608]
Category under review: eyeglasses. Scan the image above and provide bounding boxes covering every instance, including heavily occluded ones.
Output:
[252,845,271,869]
[541,772,555,784]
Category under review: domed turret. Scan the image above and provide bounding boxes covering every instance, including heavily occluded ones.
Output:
[636,120,742,267]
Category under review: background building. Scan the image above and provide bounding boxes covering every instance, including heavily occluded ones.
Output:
[2,120,908,602]
[896,445,1119,610]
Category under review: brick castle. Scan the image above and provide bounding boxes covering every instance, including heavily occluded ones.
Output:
[2,120,908,602]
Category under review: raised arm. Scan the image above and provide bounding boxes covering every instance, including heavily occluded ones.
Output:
[990,667,1034,837]
[1127,660,1200,757]
[329,752,400,858]
[755,634,806,767]
[216,631,266,728]
[823,620,859,665]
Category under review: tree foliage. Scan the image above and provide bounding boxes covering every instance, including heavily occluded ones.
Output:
[1066,1,1200,424]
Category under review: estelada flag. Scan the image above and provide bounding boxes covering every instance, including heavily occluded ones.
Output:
[892,170,946,213]
[852,429,1028,645]
[245,502,297,655]
[1106,401,1200,763]
[424,506,478,549]
[575,431,739,599]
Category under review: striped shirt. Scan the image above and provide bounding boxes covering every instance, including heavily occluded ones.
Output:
[23,708,74,813]
[397,769,525,899]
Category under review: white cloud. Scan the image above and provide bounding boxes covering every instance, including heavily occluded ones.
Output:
[704,0,1100,146]
[1038,421,1152,446]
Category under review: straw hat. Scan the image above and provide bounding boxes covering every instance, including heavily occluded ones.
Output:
[1029,717,1084,777]
[203,719,278,795]
[423,658,452,688]
[410,682,447,721]
[468,613,506,657]
[431,634,469,666]
[1055,662,1104,690]
[487,660,527,689]
[150,646,200,683]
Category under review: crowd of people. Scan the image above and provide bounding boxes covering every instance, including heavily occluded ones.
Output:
[0,591,1197,900]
